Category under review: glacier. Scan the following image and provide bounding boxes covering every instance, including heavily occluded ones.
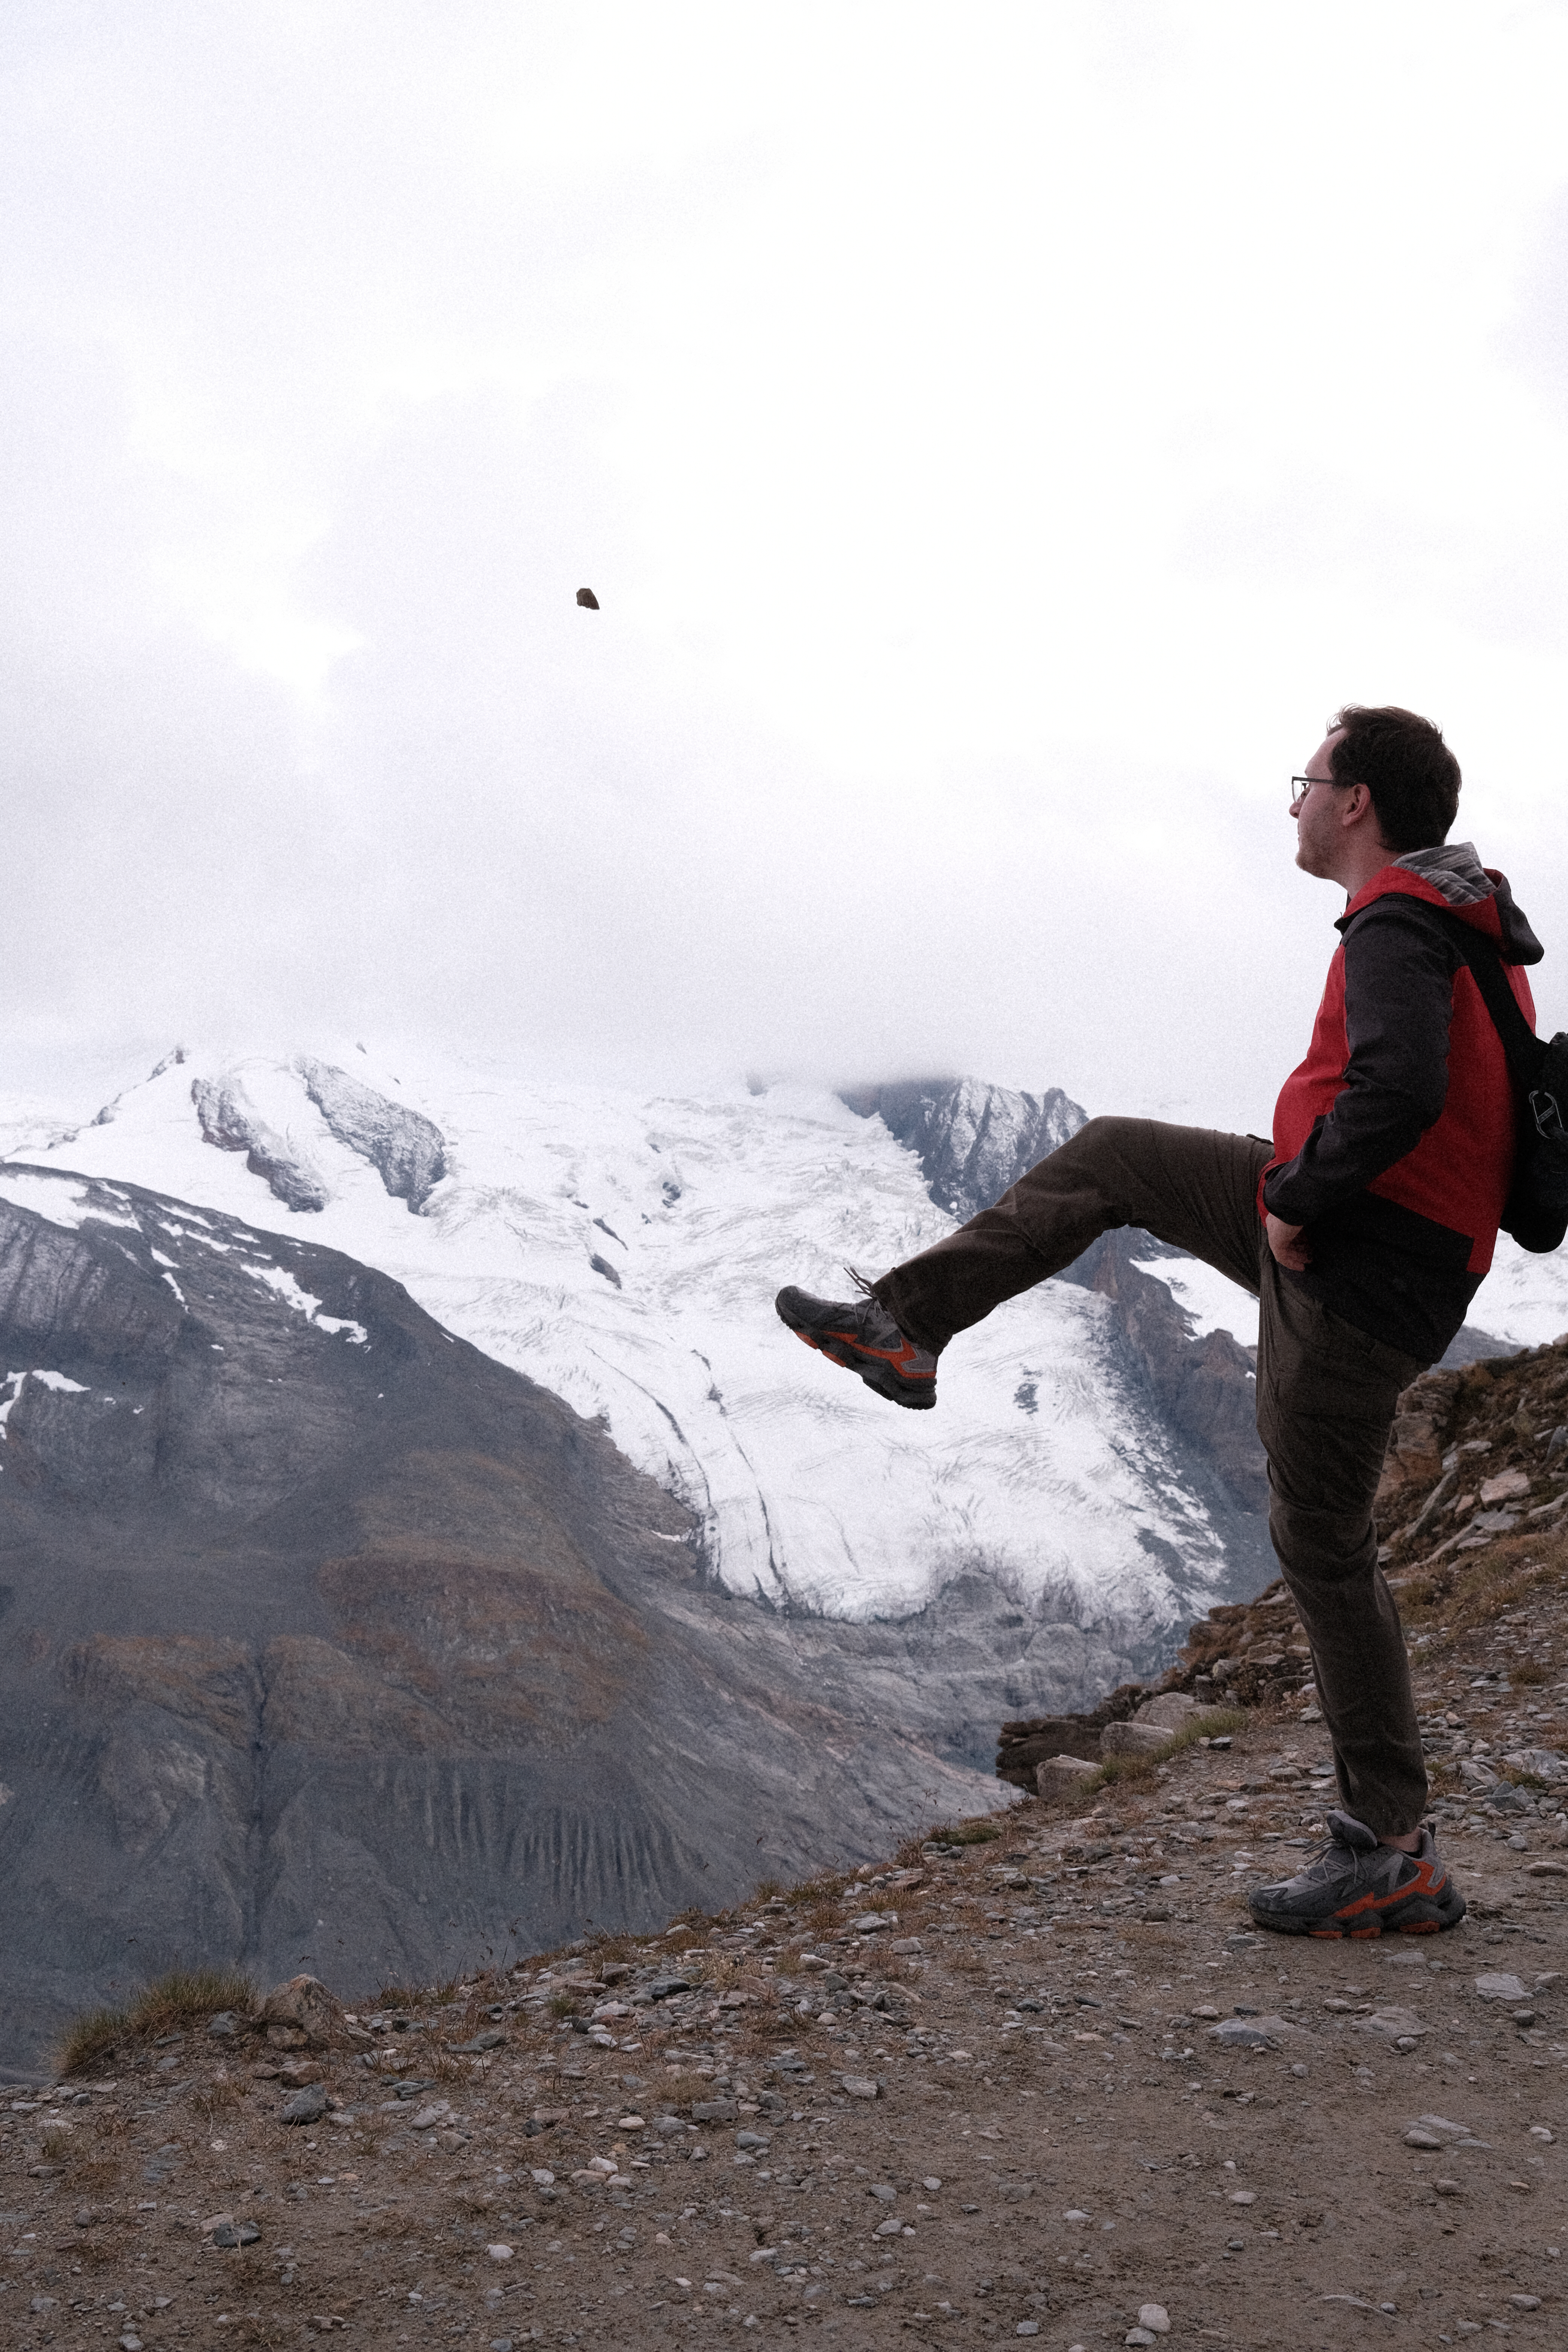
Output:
[4,1042,1560,1709]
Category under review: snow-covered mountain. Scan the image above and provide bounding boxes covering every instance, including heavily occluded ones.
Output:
[5,1045,1561,1700]
[0,1048,1247,1684]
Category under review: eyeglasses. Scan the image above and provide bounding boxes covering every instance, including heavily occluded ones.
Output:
[1289,774,1349,813]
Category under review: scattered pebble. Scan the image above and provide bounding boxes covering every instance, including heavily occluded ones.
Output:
[1473,1973,1528,2003]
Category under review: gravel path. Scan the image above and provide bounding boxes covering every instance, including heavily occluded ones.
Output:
[5,1710,1565,2350]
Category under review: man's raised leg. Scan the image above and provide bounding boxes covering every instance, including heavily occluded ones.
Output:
[873,1116,1270,1353]
[776,1116,1268,1408]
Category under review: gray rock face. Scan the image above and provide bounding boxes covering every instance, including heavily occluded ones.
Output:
[0,1167,1008,2076]
[190,1076,329,1213]
[841,1076,1086,1220]
[1062,1230,1267,1519]
[295,1058,447,1212]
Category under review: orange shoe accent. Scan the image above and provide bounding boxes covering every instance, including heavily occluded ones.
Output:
[822,1324,935,1385]
[1328,1853,1450,1935]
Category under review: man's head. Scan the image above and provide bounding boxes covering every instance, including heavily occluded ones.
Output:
[1292,704,1462,892]
[1327,704,1462,851]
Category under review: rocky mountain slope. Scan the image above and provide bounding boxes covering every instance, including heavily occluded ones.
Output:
[993,1328,1568,1807]
[0,1168,1017,2077]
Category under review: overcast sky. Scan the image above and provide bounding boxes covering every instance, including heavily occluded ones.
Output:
[3,1,1567,1130]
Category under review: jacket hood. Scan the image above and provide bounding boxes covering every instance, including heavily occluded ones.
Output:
[1341,843,1544,966]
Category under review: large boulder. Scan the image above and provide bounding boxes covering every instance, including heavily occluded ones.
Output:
[1101,1720,1171,1759]
[259,1974,346,2050]
[1036,1753,1101,1798]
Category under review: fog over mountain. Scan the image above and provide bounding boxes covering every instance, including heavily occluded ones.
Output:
[4,7,1568,1125]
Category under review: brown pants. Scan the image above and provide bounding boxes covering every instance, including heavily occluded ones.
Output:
[874,1117,1429,1838]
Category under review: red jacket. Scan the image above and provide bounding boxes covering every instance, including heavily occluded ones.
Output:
[1260,847,1542,1359]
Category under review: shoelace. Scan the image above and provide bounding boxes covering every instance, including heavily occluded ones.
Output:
[1289,1831,1374,1888]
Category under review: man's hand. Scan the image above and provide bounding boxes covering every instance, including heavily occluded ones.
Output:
[1266,1213,1312,1272]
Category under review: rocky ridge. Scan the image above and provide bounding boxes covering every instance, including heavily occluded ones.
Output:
[997,1332,1568,1824]
[841,1078,1087,1226]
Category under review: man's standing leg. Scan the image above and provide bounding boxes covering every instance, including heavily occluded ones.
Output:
[1247,1263,1465,1934]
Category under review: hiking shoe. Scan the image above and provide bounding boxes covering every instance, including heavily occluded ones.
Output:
[775,1283,938,1410]
[1247,1809,1465,1938]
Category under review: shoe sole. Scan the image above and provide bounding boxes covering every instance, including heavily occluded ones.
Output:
[775,1292,936,1411]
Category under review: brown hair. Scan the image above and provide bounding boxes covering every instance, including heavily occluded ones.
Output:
[1328,704,1461,853]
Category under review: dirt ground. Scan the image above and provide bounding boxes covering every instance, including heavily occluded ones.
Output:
[6,1346,1568,2352]
[5,1724,1565,2349]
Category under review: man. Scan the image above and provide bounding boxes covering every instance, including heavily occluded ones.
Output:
[777,705,1544,1937]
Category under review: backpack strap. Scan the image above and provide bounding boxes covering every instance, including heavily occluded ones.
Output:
[1397,899,1548,1090]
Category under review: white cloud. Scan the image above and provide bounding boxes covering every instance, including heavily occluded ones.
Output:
[1,0,1565,1126]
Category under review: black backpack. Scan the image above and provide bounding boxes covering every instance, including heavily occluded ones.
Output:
[1441,922,1568,1254]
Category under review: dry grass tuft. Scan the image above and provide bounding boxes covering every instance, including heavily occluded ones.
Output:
[61,2153,126,2194]
[126,1967,257,2038]
[192,2075,246,2128]
[58,2007,127,2078]
[1073,1706,1249,1799]
[59,1966,256,2077]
